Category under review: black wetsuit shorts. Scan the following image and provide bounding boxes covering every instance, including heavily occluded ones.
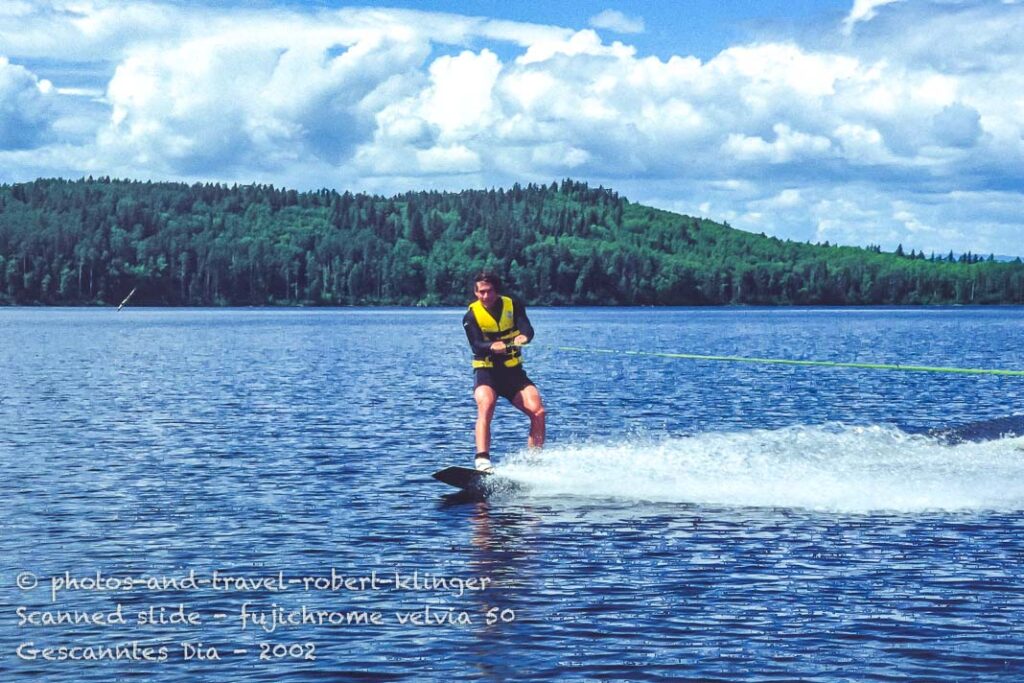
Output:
[474,366,534,402]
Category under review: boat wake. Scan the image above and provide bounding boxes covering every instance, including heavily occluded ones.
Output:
[497,423,1024,513]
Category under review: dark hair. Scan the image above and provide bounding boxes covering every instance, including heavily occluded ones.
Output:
[473,270,502,291]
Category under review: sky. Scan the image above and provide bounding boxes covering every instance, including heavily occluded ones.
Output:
[1,0,1023,256]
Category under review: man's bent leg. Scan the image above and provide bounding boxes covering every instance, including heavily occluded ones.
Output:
[512,384,546,449]
[474,384,498,456]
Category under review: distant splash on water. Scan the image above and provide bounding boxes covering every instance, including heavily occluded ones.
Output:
[497,424,1024,513]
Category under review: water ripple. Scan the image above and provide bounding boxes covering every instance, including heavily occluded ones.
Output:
[2,307,1024,681]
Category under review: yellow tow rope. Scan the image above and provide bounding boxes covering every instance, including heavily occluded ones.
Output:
[555,346,1024,377]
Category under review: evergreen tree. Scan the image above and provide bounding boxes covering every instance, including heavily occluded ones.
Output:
[1,177,1021,306]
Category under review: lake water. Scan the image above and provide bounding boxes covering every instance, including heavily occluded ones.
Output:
[2,306,1024,682]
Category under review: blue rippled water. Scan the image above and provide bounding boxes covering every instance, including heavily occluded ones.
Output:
[2,306,1024,682]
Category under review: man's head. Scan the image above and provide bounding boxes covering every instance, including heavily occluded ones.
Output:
[473,271,502,307]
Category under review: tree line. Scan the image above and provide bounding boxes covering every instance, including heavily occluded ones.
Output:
[1,176,1022,306]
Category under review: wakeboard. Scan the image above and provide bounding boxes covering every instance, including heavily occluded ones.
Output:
[432,466,492,491]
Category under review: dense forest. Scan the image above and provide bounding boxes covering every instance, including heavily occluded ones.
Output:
[0,177,1022,306]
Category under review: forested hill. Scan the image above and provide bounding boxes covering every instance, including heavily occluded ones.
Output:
[1,177,1022,306]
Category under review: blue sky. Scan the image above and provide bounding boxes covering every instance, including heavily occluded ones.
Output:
[153,0,857,60]
[1,0,1023,256]
[277,0,859,60]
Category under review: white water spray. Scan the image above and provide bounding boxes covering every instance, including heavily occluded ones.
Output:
[498,425,1024,513]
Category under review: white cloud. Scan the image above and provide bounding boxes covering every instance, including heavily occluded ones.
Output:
[723,124,833,164]
[0,0,185,62]
[842,0,905,35]
[0,57,57,149]
[517,28,635,65]
[419,50,502,138]
[415,144,481,174]
[832,124,892,164]
[589,9,645,35]
[931,103,982,149]
[97,18,433,175]
[769,189,804,208]
[0,1,35,17]
[354,48,501,177]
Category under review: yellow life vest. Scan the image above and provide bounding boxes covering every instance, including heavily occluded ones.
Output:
[469,296,522,369]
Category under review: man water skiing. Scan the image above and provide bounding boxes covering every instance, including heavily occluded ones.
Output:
[463,271,546,472]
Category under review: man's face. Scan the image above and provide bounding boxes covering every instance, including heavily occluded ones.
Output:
[474,281,498,307]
